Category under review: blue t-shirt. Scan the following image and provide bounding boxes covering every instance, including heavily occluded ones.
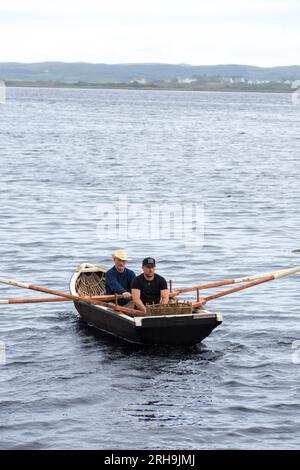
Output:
[105,266,136,298]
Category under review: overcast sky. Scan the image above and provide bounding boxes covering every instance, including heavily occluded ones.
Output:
[0,0,299,66]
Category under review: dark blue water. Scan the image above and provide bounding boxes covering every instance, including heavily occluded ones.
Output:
[0,87,300,449]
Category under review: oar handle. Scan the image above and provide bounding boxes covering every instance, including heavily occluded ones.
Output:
[0,277,29,288]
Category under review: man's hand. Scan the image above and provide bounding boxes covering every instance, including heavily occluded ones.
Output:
[131,288,146,314]
[122,292,132,299]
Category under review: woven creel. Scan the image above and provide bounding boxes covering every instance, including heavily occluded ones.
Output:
[147,301,192,316]
[75,264,107,297]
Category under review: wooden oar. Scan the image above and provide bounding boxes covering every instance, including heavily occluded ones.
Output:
[171,265,300,297]
[0,297,72,304]
[193,266,300,307]
[0,294,125,304]
[0,276,141,316]
[1,265,299,312]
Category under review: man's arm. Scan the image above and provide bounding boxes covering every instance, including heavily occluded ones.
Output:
[160,289,169,305]
[105,270,127,295]
[132,288,146,314]
[159,277,169,305]
[127,270,136,297]
[128,270,136,289]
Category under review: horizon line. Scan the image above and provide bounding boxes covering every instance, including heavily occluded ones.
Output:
[1,61,300,68]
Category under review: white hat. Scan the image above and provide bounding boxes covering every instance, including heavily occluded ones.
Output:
[112,249,128,261]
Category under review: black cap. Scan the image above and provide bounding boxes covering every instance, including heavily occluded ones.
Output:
[142,257,156,267]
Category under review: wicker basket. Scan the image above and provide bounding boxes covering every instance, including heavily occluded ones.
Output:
[75,270,106,297]
[147,301,192,316]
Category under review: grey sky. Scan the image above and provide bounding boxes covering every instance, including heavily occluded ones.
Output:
[1,0,299,65]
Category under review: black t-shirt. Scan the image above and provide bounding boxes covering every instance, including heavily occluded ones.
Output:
[131,273,168,305]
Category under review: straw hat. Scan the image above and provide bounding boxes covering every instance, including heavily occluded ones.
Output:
[112,249,128,261]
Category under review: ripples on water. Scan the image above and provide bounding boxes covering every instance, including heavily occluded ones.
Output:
[0,88,300,449]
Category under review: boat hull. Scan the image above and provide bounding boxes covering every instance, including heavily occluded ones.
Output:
[70,264,223,346]
[73,301,222,346]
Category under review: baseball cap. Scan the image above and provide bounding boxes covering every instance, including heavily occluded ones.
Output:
[142,257,156,267]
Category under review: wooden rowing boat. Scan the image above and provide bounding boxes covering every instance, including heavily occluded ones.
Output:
[69,263,223,346]
[2,264,299,345]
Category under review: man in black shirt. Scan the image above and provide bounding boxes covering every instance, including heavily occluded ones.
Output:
[131,257,169,314]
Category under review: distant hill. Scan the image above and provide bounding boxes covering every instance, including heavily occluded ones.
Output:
[1,62,300,83]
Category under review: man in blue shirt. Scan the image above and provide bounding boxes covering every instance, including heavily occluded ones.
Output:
[105,249,136,306]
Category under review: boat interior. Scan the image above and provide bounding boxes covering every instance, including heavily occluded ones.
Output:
[70,263,221,323]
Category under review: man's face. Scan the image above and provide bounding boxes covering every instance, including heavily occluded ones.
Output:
[114,257,127,272]
[143,265,155,277]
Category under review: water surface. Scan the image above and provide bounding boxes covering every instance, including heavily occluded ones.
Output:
[0,88,299,449]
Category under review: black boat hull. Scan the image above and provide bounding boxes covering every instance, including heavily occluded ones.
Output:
[74,301,222,346]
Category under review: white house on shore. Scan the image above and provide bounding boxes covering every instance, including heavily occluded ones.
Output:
[177,78,197,84]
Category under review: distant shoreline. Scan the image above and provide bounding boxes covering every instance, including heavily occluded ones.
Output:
[4,80,293,93]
